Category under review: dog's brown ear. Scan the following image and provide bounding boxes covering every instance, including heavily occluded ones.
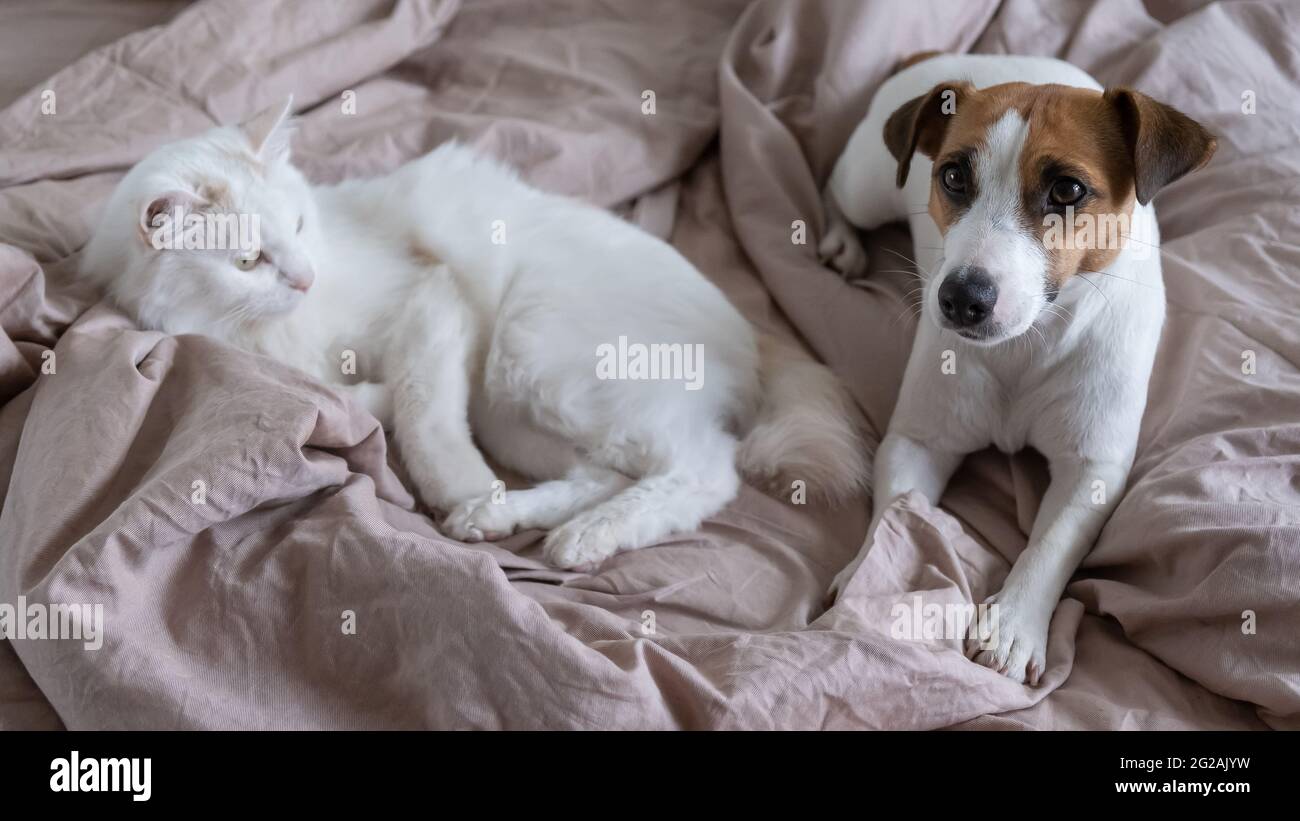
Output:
[1104,87,1217,205]
[883,81,972,188]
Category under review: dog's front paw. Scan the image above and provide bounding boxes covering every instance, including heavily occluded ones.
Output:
[443,494,517,543]
[542,514,623,569]
[817,219,869,280]
[965,593,1049,685]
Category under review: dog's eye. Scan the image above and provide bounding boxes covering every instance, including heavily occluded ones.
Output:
[1049,177,1086,206]
[235,252,263,271]
[940,164,966,195]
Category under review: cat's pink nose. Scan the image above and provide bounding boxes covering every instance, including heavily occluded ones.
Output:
[283,267,314,292]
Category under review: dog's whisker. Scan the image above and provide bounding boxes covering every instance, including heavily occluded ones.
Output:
[887,266,930,283]
[879,246,922,268]
[1075,269,1160,291]
[1074,272,1114,313]
[1116,232,1163,250]
[880,246,942,281]
[890,300,925,328]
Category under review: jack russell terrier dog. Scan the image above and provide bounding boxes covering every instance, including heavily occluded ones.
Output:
[821,53,1216,684]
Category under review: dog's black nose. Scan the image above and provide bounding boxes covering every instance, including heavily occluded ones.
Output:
[938,268,997,328]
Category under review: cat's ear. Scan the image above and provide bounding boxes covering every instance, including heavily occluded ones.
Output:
[240,95,295,162]
[138,190,206,247]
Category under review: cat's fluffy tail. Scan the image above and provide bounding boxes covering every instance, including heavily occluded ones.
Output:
[737,335,872,505]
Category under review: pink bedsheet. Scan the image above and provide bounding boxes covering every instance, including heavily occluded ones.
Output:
[0,0,1294,729]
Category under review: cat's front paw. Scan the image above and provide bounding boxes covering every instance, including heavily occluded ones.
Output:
[409,459,499,518]
[542,514,623,569]
[443,494,518,542]
[964,592,1050,686]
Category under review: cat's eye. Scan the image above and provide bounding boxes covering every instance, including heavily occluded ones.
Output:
[1049,177,1087,207]
[296,215,304,234]
[940,163,966,195]
[235,252,262,271]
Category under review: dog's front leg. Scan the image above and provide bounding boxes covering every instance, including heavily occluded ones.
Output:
[968,457,1130,684]
[827,431,964,602]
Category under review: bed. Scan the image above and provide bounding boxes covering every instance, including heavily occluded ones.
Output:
[0,0,1295,730]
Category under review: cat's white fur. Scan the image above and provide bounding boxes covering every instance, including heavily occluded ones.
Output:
[80,98,869,568]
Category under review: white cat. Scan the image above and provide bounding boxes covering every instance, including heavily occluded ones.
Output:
[80,97,869,568]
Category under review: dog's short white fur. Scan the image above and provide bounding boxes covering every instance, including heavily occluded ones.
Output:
[823,55,1173,683]
[81,98,868,569]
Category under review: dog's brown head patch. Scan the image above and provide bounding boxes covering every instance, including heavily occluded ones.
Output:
[887,80,1216,288]
[882,78,1215,342]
